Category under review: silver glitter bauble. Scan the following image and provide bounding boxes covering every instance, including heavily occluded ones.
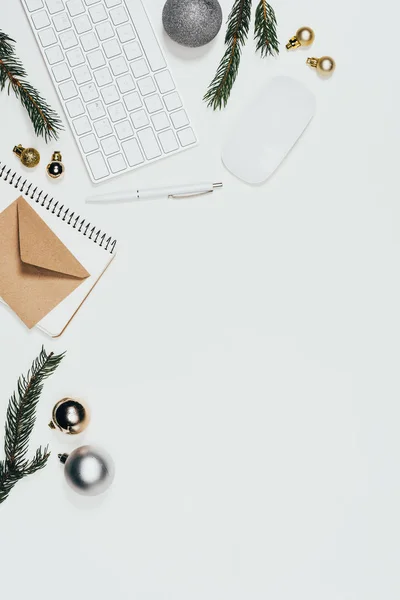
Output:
[59,445,115,496]
[163,0,222,48]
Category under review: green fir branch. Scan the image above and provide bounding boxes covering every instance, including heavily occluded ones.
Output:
[0,31,63,142]
[0,347,65,505]
[203,0,252,110]
[254,0,279,57]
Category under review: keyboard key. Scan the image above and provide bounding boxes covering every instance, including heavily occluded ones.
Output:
[81,32,99,51]
[84,0,100,4]
[73,64,92,84]
[66,0,85,16]
[66,47,84,66]
[137,128,161,160]
[131,58,149,78]
[103,38,121,58]
[38,28,57,47]
[45,0,64,14]
[59,30,78,49]
[116,23,135,42]
[122,138,144,166]
[101,135,119,155]
[80,133,99,153]
[89,4,108,23]
[108,102,127,122]
[144,94,163,114]
[81,82,99,102]
[116,74,135,94]
[25,0,44,11]
[105,0,120,6]
[130,109,148,129]
[87,152,109,180]
[73,14,92,34]
[124,41,141,61]
[45,44,64,64]
[52,62,71,82]
[177,127,196,147]
[137,76,156,96]
[88,49,106,69]
[158,129,178,153]
[110,6,128,25]
[151,111,169,131]
[87,100,106,119]
[94,66,113,86]
[94,117,113,137]
[96,21,114,40]
[164,91,182,111]
[155,70,175,94]
[170,109,189,129]
[32,10,51,29]
[114,120,134,140]
[101,85,119,104]
[59,79,78,99]
[123,91,142,112]
[73,115,92,135]
[53,12,71,31]
[110,56,128,76]
[108,153,127,173]
[65,97,85,117]
[124,0,166,71]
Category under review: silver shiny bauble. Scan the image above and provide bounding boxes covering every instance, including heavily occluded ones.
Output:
[59,445,115,496]
[162,0,223,48]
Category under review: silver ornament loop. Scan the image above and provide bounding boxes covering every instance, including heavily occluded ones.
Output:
[60,445,115,496]
[162,0,223,48]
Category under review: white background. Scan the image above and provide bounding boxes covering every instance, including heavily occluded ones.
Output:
[1,0,399,598]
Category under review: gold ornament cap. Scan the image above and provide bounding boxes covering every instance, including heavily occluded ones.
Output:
[49,397,90,435]
[307,56,336,76]
[286,27,315,50]
[13,144,40,168]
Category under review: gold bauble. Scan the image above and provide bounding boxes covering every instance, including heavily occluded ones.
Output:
[13,144,40,168]
[307,56,336,76]
[286,26,315,50]
[49,398,90,435]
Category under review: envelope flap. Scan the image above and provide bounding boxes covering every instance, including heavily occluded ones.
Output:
[17,197,89,279]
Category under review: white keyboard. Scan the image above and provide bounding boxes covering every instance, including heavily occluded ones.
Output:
[21,0,197,183]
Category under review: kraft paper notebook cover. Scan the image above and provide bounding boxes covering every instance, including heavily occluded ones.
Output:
[0,161,116,337]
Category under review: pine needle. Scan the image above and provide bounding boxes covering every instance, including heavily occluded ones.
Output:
[203,0,252,110]
[0,347,65,504]
[0,31,63,142]
[254,0,279,57]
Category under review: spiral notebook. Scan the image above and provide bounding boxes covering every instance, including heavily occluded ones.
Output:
[0,161,116,337]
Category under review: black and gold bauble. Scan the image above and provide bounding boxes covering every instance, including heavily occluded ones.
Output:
[49,398,90,435]
[47,151,65,179]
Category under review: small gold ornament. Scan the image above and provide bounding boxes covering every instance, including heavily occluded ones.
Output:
[307,56,336,76]
[286,27,315,50]
[49,398,90,435]
[46,151,65,179]
[13,144,40,168]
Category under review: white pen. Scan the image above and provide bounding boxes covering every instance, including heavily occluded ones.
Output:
[86,182,223,203]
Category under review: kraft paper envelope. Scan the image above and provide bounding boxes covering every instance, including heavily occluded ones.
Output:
[0,196,90,329]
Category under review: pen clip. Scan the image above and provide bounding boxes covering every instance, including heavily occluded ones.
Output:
[168,189,214,200]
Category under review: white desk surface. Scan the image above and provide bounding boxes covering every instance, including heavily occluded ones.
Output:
[1,0,399,598]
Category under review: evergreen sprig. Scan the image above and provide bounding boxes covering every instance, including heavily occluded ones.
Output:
[204,0,279,110]
[0,31,63,142]
[203,0,252,110]
[254,0,279,57]
[0,347,65,505]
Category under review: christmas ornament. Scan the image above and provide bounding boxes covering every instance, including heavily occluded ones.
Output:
[162,0,223,48]
[46,151,65,179]
[286,27,315,50]
[13,144,40,168]
[59,445,115,496]
[49,398,90,435]
[307,56,336,76]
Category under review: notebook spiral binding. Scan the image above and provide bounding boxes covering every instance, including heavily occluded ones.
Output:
[0,163,117,254]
